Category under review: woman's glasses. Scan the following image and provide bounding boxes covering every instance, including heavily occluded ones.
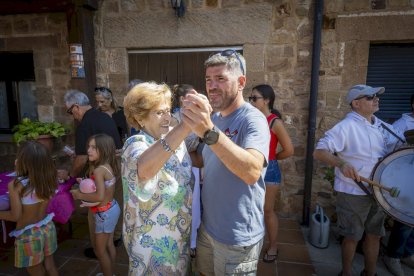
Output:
[248,96,263,102]
[217,49,245,75]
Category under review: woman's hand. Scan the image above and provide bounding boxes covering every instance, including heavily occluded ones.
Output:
[181,92,214,137]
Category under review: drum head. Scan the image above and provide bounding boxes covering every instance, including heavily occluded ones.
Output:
[372,147,414,227]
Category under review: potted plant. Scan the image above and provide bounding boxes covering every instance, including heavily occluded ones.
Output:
[12,118,69,150]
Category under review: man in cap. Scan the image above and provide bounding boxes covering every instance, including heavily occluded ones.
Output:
[313,84,403,276]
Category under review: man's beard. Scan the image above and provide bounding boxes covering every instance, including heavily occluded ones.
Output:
[209,88,238,112]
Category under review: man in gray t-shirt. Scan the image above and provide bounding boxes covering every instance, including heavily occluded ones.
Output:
[182,50,270,275]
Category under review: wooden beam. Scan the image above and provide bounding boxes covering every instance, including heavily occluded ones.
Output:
[0,0,97,15]
[0,0,71,15]
[68,4,97,99]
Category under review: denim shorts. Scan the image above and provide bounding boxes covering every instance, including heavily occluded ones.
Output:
[264,159,281,185]
[95,200,121,234]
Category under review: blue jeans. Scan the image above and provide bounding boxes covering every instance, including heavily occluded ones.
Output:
[387,220,414,258]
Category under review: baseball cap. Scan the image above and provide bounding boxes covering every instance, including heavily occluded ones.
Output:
[346,84,385,105]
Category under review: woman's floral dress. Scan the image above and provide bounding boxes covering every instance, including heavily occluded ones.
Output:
[121,131,193,275]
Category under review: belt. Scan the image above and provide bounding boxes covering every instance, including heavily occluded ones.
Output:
[90,200,113,213]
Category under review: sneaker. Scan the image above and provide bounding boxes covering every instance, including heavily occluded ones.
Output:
[383,256,404,276]
[402,255,414,269]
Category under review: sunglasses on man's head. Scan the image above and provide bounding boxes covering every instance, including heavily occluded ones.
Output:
[216,49,245,75]
[355,93,378,101]
[95,87,112,94]
[66,103,77,115]
[248,96,264,102]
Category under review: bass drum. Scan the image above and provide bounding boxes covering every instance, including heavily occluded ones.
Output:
[372,147,414,227]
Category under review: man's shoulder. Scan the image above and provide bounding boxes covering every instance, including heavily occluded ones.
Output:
[330,113,354,127]
[394,113,414,124]
[86,108,111,120]
[82,109,114,125]
[324,113,364,136]
[239,103,267,123]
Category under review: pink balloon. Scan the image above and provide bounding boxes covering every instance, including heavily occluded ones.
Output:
[79,178,96,193]
[79,178,100,207]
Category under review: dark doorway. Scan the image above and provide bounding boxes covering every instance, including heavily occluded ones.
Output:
[0,52,36,134]
[128,47,243,93]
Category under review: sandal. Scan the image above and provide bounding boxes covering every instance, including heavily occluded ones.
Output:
[262,250,278,263]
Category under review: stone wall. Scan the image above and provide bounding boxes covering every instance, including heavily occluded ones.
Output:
[1,0,413,219]
[94,0,414,219]
[94,0,308,218]
[0,13,72,171]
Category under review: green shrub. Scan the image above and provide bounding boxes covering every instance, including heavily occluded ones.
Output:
[12,118,68,145]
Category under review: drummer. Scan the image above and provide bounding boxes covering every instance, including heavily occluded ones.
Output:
[313,84,403,276]
[383,93,414,276]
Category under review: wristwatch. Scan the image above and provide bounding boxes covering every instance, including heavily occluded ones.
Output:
[202,126,220,145]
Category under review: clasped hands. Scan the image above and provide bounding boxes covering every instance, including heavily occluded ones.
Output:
[180,90,214,138]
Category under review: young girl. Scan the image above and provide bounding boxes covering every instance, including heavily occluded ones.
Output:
[249,84,294,263]
[0,141,58,275]
[70,134,120,276]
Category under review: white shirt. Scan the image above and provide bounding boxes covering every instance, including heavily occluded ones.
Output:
[316,111,401,195]
[392,113,414,134]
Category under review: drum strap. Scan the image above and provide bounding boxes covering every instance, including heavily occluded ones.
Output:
[380,123,405,143]
[354,180,372,195]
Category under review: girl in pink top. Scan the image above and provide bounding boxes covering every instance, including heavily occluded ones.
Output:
[249,84,294,263]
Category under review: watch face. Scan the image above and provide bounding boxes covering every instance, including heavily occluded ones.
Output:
[204,127,219,145]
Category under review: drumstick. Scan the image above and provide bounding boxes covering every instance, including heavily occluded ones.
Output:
[360,176,400,198]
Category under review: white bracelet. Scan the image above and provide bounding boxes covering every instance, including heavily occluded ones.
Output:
[160,138,175,153]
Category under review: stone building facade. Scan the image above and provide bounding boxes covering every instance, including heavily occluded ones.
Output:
[1,0,414,219]
[0,12,72,169]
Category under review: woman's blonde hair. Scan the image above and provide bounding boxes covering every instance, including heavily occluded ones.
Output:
[123,82,172,130]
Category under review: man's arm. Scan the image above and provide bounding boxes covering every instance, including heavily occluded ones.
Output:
[70,155,88,177]
[208,132,264,185]
[181,93,265,185]
[313,149,360,181]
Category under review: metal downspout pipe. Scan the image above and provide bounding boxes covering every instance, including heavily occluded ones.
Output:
[302,0,324,226]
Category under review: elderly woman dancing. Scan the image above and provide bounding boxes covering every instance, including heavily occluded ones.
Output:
[121,82,194,275]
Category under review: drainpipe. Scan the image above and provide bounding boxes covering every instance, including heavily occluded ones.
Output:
[302,0,324,226]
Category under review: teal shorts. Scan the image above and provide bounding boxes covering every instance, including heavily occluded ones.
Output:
[14,220,57,268]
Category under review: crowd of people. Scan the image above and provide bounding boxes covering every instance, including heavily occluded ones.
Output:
[0,49,412,276]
